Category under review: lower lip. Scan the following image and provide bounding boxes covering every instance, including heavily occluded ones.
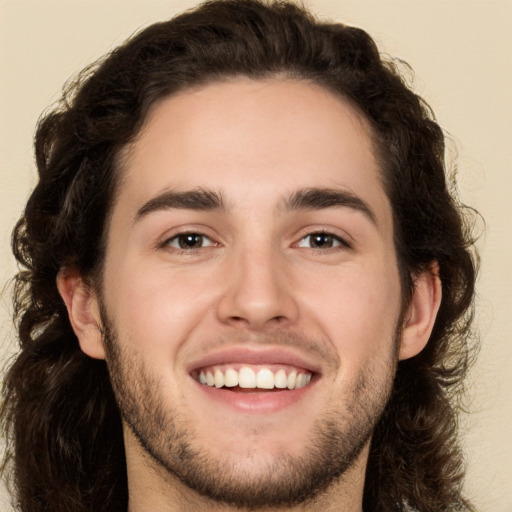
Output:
[192,379,316,414]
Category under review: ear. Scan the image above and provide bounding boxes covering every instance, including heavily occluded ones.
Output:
[399,262,442,360]
[56,267,105,359]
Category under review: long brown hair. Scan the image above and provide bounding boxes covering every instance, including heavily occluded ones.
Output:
[2,1,478,510]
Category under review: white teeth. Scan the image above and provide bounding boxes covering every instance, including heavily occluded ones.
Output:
[238,367,256,388]
[256,368,275,389]
[214,369,224,388]
[274,369,287,389]
[197,366,313,390]
[224,368,239,387]
[287,370,297,390]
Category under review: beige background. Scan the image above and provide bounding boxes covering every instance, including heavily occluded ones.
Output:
[1,1,511,510]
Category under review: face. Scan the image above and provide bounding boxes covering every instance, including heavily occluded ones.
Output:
[93,79,406,508]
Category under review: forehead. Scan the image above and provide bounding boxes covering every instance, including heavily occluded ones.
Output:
[115,78,391,230]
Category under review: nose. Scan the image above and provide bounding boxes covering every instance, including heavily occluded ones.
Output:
[216,245,299,330]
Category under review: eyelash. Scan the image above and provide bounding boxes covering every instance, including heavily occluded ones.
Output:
[295,232,350,250]
[163,232,216,251]
[161,231,350,253]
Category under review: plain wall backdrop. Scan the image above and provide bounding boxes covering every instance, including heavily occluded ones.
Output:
[1,1,511,510]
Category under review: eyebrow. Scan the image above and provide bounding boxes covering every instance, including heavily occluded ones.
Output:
[284,187,377,225]
[134,188,225,222]
[133,186,377,226]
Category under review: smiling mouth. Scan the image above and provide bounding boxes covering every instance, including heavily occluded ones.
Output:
[193,365,313,391]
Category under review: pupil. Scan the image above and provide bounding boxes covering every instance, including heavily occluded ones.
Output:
[312,234,332,248]
[179,234,202,249]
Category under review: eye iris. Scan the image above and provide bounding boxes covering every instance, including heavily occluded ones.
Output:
[178,234,203,249]
[311,233,333,248]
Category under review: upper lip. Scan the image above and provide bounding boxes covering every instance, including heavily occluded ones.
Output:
[187,345,323,375]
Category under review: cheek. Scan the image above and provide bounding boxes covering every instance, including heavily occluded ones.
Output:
[296,260,401,363]
[103,258,218,353]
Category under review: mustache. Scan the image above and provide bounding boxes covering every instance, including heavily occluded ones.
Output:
[182,330,341,371]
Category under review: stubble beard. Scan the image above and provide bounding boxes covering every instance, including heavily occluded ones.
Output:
[101,310,398,509]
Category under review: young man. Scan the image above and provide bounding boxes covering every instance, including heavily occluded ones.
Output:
[1,1,478,510]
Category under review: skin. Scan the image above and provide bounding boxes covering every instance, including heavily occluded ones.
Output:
[58,78,441,511]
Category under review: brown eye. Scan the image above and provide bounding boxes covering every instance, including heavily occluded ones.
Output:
[167,233,213,250]
[297,233,346,249]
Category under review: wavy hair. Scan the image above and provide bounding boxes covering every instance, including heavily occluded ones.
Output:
[1,1,478,510]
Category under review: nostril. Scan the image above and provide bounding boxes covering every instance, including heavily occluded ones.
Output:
[229,316,247,323]
[228,314,287,326]
[268,315,288,325]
